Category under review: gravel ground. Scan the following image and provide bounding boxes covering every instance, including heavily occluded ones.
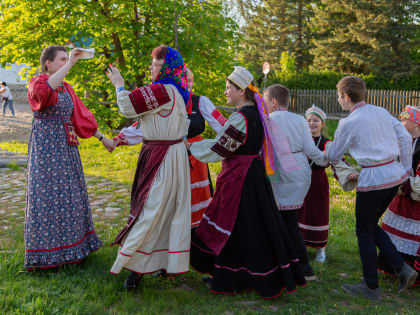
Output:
[0,102,33,143]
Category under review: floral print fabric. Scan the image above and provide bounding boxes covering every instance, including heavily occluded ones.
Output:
[25,88,102,269]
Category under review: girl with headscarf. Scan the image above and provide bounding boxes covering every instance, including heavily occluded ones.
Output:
[378,105,420,287]
[106,45,191,290]
[184,66,306,299]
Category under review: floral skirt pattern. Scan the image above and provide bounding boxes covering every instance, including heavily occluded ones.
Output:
[25,92,102,269]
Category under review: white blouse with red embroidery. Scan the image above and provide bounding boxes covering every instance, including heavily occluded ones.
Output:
[114,94,226,146]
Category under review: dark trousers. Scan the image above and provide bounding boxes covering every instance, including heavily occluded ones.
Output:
[280,210,310,268]
[355,185,404,289]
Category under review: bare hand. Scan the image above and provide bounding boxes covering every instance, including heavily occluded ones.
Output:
[348,173,359,181]
[68,48,84,65]
[106,64,125,89]
[183,139,191,150]
[101,138,116,153]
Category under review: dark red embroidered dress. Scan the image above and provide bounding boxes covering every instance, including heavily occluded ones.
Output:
[298,135,331,248]
[189,105,306,299]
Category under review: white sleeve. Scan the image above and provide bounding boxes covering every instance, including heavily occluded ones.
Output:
[199,96,227,134]
[116,90,138,118]
[392,117,413,172]
[326,141,359,191]
[302,121,329,166]
[114,123,143,146]
[190,112,246,163]
[325,119,352,165]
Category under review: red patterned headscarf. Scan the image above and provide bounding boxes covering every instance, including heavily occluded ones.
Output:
[400,105,420,125]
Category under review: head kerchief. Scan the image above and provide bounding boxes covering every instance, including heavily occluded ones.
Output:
[155,47,189,105]
[400,105,420,125]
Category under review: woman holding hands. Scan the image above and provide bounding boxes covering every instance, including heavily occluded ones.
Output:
[25,46,110,270]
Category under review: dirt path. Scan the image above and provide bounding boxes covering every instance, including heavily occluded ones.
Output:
[0,102,33,143]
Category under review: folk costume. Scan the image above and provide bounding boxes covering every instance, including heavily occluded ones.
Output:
[113,94,226,228]
[25,74,102,269]
[298,106,342,254]
[268,105,328,272]
[378,106,420,286]
[189,67,306,299]
[326,102,413,291]
[110,47,191,276]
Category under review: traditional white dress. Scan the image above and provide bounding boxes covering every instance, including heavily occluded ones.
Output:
[110,84,191,275]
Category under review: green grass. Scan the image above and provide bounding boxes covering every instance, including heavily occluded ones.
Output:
[0,137,419,315]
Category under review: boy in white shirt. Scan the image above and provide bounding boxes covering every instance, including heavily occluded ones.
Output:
[326,76,418,300]
[0,81,14,117]
[264,84,329,280]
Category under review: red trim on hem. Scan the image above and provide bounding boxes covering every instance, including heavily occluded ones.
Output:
[120,252,132,257]
[357,171,410,192]
[382,223,420,242]
[26,230,96,252]
[26,259,82,271]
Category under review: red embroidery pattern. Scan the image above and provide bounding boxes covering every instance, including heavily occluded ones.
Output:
[140,86,159,110]
[129,84,170,114]
[211,109,227,126]
[211,125,246,158]
[63,122,80,146]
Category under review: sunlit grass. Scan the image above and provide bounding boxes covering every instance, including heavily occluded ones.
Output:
[0,138,418,314]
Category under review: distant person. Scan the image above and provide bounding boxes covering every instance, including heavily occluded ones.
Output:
[0,81,15,117]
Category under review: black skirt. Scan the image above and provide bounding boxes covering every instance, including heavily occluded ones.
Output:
[191,159,307,299]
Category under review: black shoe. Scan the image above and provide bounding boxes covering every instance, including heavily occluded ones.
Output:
[123,272,142,291]
[152,269,167,278]
[398,263,418,293]
[201,276,213,287]
[303,265,316,281]
[342,281,381,301]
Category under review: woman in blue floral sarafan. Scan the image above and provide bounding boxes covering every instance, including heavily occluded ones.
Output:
[25,45,109,270]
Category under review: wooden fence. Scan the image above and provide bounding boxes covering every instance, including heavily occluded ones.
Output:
[216,89,420,120]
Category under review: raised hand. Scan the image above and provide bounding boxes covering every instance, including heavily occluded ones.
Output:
[68,48,84,66]
[106,64,125,89]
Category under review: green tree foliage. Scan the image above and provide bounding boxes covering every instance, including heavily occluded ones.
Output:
[266,70,420,91]
[0,0,239,128]
[311,0,420,74]
[236,0,316,74]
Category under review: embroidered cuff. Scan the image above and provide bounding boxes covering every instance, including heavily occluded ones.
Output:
[210,125,246,158]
